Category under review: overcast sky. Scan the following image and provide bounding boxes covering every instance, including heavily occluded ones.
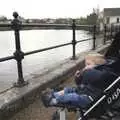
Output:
[1,0,120,19]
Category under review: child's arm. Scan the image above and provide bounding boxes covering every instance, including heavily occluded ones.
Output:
[75,70,81,77]
[74,70,83,85]
[74,65,95,85]
[83,64,96,71]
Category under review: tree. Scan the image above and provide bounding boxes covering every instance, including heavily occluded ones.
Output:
[87,13,98,25]
[87,8,99,25]
[75,17,87,25]
[0,16,7,22]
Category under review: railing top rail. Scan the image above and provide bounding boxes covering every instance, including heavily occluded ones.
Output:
[0,23,94,29]
[21,23,72,29]
[0,23,12,27]
[76,25,93,27]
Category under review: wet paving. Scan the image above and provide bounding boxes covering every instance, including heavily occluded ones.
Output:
[10,99,56,120]
[9,76,120,120]
[9,77,76,120]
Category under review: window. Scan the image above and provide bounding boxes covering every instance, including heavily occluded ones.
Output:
[106,17,110,24]
[117,18,119,23]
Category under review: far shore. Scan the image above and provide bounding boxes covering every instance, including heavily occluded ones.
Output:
[0,23,91,31]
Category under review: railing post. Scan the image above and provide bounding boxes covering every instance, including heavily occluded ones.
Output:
[115,25,118,34]
[119,25,120,32]
[93,25,96,50]
[110,24,113,41]
[72,19,76,59]
[11,12,28,87]
[104,24,107,44]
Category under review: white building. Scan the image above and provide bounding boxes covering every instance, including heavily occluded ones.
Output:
[98,11,104,31]
[99,8,120,31]
[104,8,120,25]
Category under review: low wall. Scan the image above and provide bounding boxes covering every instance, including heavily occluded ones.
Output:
[0,43,110,120]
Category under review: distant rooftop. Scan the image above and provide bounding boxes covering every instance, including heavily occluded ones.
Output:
[104,8,120,16]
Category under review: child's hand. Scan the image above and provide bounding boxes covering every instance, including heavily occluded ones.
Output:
[83,65,95,71]
[74,70,82,85]
[75,70,81,77]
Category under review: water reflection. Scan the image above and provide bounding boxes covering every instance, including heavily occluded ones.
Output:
[0,30,92,82]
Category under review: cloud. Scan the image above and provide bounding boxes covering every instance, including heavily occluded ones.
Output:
[0,0,120,18]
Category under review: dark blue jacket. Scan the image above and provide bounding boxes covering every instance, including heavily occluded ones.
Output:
[76,67,117,99]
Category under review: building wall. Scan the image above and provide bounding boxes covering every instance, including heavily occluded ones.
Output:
[100,16,120,31]
[100,22,104,31]
[104,16,120,24]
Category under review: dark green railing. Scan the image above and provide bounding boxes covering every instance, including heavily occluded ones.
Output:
[0,12,117,87]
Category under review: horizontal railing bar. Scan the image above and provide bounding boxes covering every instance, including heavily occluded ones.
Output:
[0,23,94,29]
[0,37,93,61]
[77,38,93,43]
[0,37,93,62]
[24,42,72,56]
[76,25,94,28]
[21,23,72,28]
[0,55,15,62]
[21,23,94,28]
[0,23,12,27]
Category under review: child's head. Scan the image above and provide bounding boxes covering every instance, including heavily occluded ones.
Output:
[85,52,106,67]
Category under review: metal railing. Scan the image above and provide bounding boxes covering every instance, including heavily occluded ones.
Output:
[0,12,116,87]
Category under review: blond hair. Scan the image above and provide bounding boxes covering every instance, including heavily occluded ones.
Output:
[85,52,106,65]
